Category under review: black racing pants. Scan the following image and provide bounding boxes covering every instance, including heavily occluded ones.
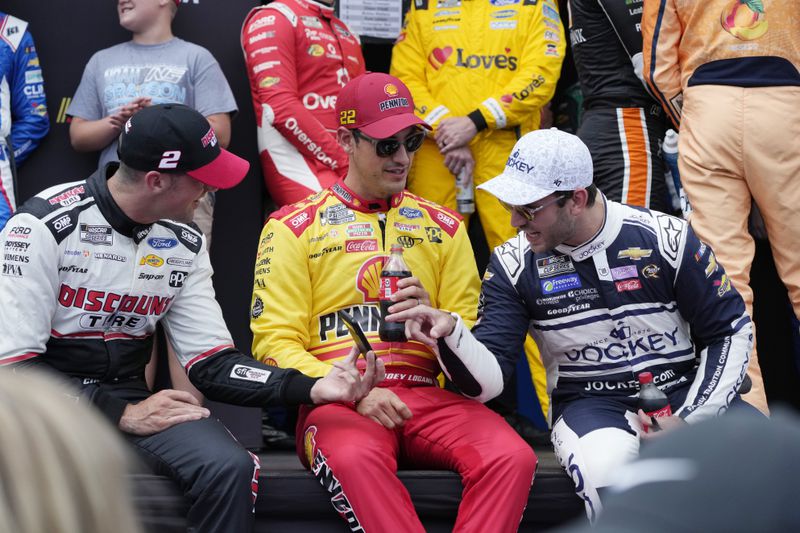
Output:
[577,105,669,212]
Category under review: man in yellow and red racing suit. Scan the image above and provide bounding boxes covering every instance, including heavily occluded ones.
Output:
[250,72,537,532]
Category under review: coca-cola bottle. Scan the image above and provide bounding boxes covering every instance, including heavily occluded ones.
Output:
[638,372,672,433]
[379,244,412,342]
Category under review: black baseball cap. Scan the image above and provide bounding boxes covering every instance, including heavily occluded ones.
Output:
[117,104,249,189]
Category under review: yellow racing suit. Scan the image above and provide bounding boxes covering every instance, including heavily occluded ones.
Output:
[391,0,566,416]
[390,0,565,251]
[250,181,480,379]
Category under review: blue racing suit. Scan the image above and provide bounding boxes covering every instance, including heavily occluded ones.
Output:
[435,195,752,520]
[0,12,49,228]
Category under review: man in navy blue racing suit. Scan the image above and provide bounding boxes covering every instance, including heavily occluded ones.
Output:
[387,128,753,523]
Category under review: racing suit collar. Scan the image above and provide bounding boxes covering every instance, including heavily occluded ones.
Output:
[331,180,405,213]
[87,163,153,241]
[554,193,622,262]
[302,0,334,16]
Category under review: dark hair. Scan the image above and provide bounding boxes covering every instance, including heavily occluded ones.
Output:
[557,183,598,207]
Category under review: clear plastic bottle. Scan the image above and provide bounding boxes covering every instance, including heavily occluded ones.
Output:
[455,169,475,214]
[638,372,672,433]
[379,244,412,342]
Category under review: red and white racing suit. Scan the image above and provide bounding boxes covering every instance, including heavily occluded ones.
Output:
[241,0,365,207]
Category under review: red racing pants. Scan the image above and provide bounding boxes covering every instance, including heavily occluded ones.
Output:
[297,384,537,532]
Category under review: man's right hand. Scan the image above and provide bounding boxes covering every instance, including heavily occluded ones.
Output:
[442,145,475,176]
[386,304,457,347]
[356,387,413,429]
[107,96,152,130]
[118,389,210,436]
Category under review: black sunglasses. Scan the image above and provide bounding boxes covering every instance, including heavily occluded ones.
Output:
[352,129,426,158]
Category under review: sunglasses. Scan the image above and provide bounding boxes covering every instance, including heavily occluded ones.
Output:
[352,129,426,158]
[500,194,566,221]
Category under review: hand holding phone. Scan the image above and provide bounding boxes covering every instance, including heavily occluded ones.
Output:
[337,310,373,357]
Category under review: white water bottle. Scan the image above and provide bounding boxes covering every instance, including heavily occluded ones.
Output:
[455,169,475,214]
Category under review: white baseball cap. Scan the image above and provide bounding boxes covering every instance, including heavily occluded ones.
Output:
[478,128,593,205]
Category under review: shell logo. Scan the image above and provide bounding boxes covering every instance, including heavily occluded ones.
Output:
[720,0,768,40]
[384,83,399,97]
[139,254,164,267]
[308,44,325,57]
[356,255,386,302]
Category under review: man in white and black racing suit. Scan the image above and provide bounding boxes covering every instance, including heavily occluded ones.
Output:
[387,129,754,523]
[0,104,382,533]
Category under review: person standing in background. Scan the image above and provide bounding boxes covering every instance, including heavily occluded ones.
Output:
[66,0,239,401]
[67,0,236,247]
[0,11,49,230]
[241,0,365,208]
[642,0,800,415]
[390,0,566,423]
[567,0,670,212]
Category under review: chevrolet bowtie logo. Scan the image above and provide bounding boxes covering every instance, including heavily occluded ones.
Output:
[617,247,653,261]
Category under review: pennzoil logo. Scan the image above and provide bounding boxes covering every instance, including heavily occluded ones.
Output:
[139,254,164,267]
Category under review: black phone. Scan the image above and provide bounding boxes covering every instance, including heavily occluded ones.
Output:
[337,310,373,357]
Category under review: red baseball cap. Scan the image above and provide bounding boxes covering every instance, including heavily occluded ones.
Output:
[336,72,430,138]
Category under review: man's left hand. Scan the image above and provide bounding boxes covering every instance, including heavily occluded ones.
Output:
[637,409,687,438]
[435,116,478,152]
[310,347,385,404]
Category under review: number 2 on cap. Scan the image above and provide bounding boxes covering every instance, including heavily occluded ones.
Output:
[340,109,356,125]
[159,150,182,169]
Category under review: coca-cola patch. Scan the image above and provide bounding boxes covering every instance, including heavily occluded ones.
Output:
[345,239,378,253]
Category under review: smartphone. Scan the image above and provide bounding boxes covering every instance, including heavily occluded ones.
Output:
[337,309,373,357]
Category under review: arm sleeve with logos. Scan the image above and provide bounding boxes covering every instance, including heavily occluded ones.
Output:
[470,2,565,131]
[241,8,347,174]
[435,245,531,402]
[164,241,317,406]
[641,0,682,127]
[389,5,452,130]
[671,226,752,422]
[250,216,332,377]
[9,25,49,165]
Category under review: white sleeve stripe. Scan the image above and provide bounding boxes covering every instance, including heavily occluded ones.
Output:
[441,314,504,403]
[481,98,507,129]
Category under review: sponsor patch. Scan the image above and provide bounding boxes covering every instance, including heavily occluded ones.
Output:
[397,235,423,248]
[322,204,356,225]
[642,264,660,279]
[541,274,581,294]
[140,254,164,268]
[251,296,264,319]
[345,239,378,253]
[425,226,443,243]
[615,279,642,292]
[52,214,73,233]
[95,252,127,263]
[399,207,423,219]
[611,265,638,280]
[704,252,718,278]
[715,274,731,297]
[148,237,178,249]
[393,222,420,232]
[231,364,272,383]
[491,21,517,29]
[167,256,193,267]
[168,270,188,288]
[617,247,652,261]
[48,185,84,207]
[80,224,113,246]
[536,255,575,278]
[346,223,374,237]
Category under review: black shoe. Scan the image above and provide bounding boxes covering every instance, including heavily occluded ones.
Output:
[505,413,552,448]
[261,412,296,451]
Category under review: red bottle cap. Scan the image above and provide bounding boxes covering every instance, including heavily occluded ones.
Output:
[638,372,654,384]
